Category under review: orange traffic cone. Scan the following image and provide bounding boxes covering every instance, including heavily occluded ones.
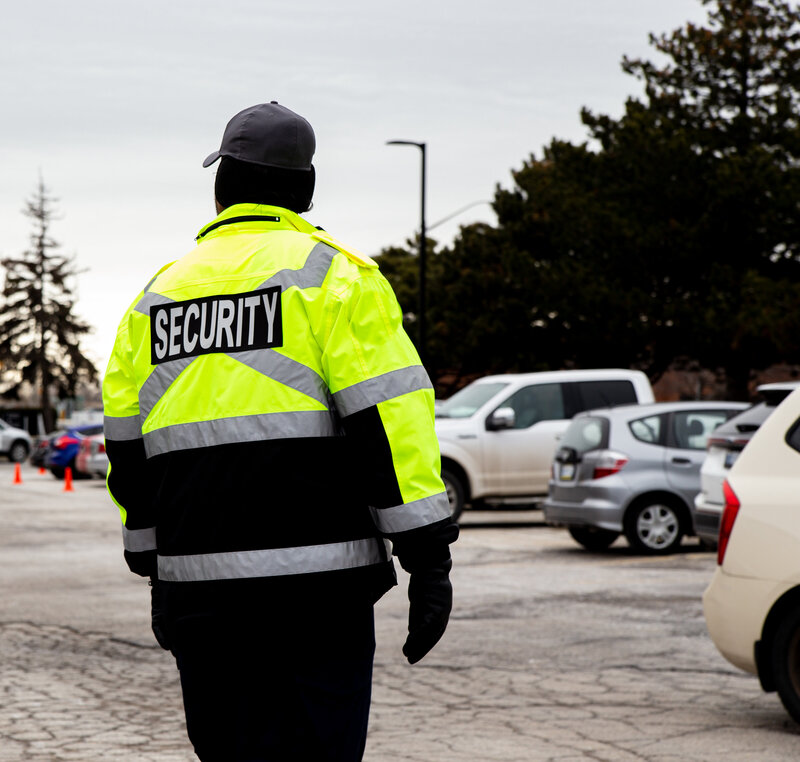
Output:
[12,463,22,484]
[38,467,46,475]
[63,467,74,492]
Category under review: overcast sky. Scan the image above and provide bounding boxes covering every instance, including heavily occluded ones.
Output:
[1,0,707,374]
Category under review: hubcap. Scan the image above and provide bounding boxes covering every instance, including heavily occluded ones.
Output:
[636,504,679,549]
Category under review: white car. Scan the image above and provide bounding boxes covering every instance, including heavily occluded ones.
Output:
[435,369,655,520]
[693,381,800,546]
[0,418,32,462]
[703,386,800,723]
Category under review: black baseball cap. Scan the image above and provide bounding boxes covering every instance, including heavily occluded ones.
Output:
[202,102,316,171]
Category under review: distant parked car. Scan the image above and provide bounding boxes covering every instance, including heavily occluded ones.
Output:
[543,401,747,554]
[0,419,32,462]
[45,423,104,479]
[693,381,800,547]
[75,433,108,479]
[29,433,54,469]
[703,387,800,723]
[435,369,655,520]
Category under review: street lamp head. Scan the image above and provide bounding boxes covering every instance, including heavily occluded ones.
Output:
[387,140,425,149]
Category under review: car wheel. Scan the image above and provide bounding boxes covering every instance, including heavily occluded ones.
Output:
[772,606,800,724]
[441,468,465,522]
[568,526,620,551]
[50,466,65,479]
[624,499,684,554]
[8,441,29,463]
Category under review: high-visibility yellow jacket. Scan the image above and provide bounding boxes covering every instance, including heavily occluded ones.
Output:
[102,203,456,605]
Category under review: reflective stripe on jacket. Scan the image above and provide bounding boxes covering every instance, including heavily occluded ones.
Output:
[102,203,455,590]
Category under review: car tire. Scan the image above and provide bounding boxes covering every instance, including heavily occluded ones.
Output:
[8,440,29,463]
[441,468,465,523]
[624,498,684,555]
[568,526,620,551]
[772,606,800,724]
[50,466,65,479]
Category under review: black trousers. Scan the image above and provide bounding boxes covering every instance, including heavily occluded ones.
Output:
[170,603,376,762]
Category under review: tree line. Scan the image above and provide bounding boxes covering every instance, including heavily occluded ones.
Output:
[2,0,799,419]
[379,0,800,400]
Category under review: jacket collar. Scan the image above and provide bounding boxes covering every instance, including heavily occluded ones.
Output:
[195,203,318,242]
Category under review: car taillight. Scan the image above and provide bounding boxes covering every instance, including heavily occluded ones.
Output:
[592,451,628,479]
[706,436,749,450]
[717,479,740,565]
[97,442,105,454]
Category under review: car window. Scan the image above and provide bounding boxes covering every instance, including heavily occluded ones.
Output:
[785,419,800,453]
[436,382,509,418]
[672,411,730,450]
[575,380,637,412]
[629,414,663,445]
[561,416,609,453]
[497,383,565,429]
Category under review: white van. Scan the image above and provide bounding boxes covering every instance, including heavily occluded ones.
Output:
[435,369,655,519]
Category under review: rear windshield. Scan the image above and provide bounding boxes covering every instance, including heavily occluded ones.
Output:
[436,382,508,419]
[710,403,766,437]
[760,387,799,407]
[561,416,609,454]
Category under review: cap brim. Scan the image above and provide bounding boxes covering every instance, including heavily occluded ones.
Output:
[202,150,221,168]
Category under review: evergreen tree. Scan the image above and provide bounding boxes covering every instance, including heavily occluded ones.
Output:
[0,179,97,431]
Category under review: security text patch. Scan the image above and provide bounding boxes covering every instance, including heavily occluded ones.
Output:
[150,286,283,364]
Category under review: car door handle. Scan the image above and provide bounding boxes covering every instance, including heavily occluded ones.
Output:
[671,457,692,465]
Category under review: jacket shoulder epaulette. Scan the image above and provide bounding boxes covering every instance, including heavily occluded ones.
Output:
[310,231,378,269]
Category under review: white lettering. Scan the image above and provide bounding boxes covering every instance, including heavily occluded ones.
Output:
[153,310,168,360]
[168,306,184,357]
[244,296,260,345]
[262,291,278,344]
[216,300,235,348]
[184,303,200,353]
[199,301,217,349]
[235,297,244,346]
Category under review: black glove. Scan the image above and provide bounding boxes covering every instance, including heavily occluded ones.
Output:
[403,559,453,664]
[149,577,171,651]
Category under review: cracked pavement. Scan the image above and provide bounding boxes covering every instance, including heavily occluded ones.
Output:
[2,463,798,760]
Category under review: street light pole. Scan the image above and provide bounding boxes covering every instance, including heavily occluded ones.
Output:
[387,140,427,367]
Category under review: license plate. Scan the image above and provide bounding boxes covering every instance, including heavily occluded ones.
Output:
[724,451,739,469]
[559,463,576,481]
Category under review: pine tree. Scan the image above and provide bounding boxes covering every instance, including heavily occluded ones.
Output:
[0,179,97,432]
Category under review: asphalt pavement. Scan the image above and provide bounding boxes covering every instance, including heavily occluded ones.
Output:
[1,462,798,761]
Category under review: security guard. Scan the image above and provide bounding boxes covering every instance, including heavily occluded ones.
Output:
[102,102,458,761]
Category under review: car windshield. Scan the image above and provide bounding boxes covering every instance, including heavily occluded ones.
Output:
[560,416,609,454]
[436,382,509,418]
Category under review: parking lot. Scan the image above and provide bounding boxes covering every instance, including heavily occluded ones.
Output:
[1,461,799,761]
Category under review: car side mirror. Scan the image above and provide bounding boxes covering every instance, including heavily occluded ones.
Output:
[487,407,516,431]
